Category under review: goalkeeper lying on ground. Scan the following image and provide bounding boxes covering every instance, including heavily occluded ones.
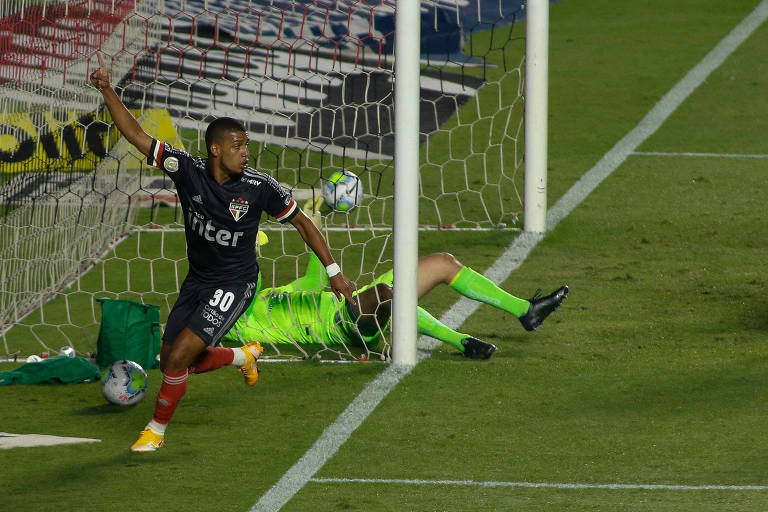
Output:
[219,206,568,360]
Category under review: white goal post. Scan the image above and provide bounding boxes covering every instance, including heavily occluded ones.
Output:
[392,0,421,367]
[524,0,549,234]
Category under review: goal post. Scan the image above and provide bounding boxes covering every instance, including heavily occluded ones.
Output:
[392,0,421,367]
[524,0,550,234]
[0,0,542,363]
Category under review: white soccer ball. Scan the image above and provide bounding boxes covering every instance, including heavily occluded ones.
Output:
[101,360,149,406]
[322,170,363,212]
[59,346,76,358]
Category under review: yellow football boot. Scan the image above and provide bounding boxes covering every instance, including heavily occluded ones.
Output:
[130,428,165,452]
[239,342,263,386]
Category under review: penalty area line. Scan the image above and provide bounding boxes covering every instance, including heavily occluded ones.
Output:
[310,477,768,492]
[250,3,768,511]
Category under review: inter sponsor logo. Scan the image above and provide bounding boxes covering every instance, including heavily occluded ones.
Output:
[188,211,244,247]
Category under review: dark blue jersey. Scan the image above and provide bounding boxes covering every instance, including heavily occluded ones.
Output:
[147,139,298,283]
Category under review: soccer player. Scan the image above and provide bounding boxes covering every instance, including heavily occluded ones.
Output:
[222,208,568,358]
[89,53,356,452]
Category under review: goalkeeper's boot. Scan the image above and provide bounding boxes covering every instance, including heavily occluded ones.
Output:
[239,342,263,387]
[519,285,569,331]
[461,337,497,359]
[130,428,164,452]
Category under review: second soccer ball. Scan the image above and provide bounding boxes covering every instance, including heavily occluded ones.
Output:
[101,360,149,406]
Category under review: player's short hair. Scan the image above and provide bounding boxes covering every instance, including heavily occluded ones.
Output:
[205,117,247,154]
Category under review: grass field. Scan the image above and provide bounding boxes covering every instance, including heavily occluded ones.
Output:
[3,0,768,510]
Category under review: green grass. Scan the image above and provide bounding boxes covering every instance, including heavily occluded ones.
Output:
[3,0,768,510]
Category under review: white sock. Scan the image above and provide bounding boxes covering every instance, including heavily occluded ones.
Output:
[231,347,247,367]
[146,420,167,435]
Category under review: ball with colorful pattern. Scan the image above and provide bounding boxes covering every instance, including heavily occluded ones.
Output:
[101,360,149,406]
[322,170,363,212]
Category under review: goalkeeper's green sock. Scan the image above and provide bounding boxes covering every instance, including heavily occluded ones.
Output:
[450,266,530,318]
[417,306,467,352]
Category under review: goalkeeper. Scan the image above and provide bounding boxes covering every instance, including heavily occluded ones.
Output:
[221,207,568,359]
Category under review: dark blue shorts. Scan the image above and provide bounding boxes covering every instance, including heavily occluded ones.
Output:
[164,278,257,346]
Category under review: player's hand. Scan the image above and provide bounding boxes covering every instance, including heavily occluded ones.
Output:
[330,273,357,307]
[90,51,110,92]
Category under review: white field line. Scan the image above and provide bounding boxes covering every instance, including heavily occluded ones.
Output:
[0,432,101,450]
[633,151,768,159]
[250,3,768,511]
[309,477,768,491]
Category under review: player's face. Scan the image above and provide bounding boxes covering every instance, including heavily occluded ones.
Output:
[218,130,250,176]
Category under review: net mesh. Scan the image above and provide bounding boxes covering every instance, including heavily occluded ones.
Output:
[0,0,525,361]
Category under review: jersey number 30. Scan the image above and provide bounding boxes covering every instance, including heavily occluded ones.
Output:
[209,289,235,312]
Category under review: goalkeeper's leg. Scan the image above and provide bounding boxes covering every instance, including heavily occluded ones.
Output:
[419,252,567,331]
[369,252,528,313]
[354,283,496,359]
[416,306,496,359]
[418,252,529,314]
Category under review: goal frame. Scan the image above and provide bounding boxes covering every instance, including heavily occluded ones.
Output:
[0,0,546,363]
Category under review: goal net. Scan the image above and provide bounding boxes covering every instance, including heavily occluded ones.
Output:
[0,0,526,362]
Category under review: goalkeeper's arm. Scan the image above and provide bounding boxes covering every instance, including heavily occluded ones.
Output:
[89,52,152,157]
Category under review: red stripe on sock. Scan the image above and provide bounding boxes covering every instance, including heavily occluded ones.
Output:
[189,347,236,374]
[153,369,188,425]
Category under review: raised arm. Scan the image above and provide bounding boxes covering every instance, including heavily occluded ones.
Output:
[289,209,356,305]
[89,52,152,157]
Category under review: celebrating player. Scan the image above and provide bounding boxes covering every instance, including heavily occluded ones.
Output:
[221,205,568,358]
[89,52,356,452]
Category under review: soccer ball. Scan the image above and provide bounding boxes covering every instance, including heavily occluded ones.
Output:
[101,360,149,406]
[322,170,363,212]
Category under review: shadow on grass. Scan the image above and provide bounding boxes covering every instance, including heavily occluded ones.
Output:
[72,403,143,416]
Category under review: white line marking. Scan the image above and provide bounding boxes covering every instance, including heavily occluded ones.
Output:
[250,3,768,510]
[310,477,768,491]
[633,151,768,159]
[0,432,101,450]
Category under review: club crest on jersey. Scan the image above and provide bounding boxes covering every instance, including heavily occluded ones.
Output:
[229,197,249,222]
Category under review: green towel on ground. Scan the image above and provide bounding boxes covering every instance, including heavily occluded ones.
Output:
[0,356,101,385]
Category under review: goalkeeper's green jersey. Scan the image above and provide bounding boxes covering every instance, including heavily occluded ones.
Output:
[223,254,391,346]
[222,288,364,345]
